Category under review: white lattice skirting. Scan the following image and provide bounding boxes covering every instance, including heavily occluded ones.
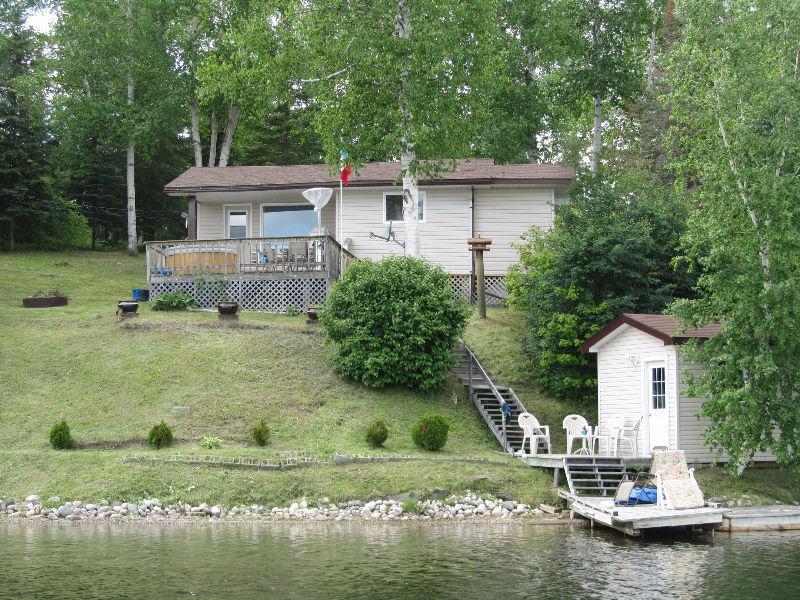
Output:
[150,278,329,312]
[150,275,505,312]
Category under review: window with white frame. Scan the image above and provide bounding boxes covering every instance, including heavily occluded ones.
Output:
[651,366,666,410]
[226,207,249,239]
[384,191,425,223]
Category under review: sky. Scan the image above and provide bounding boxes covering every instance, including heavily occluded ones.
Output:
[26,8,55,33]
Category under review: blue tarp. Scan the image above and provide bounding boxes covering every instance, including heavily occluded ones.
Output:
[615,486,658,506]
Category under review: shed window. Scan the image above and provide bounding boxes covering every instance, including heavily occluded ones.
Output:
[384,192,425,223]
[227,209,248,239]
[651,366,666,410]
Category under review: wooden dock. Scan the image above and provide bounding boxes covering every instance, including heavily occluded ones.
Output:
[560,491,726,537]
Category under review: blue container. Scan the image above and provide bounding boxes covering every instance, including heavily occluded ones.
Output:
[132,288,150,301]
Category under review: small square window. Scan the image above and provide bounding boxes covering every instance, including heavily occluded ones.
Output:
[227,210,248,238]
[384,192,425,223]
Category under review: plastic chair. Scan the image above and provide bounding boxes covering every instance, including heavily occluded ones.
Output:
[515,413,551,456]
[562,414,592,455]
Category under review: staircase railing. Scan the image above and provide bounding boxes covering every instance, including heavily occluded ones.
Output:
[460,340,510,453]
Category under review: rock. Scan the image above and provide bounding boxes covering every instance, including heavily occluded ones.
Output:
[25,495,40,504]
[738,497,754,507]
[210,506,221,517]
[364,501,376,511]
[502,500,516,511]
[49,496,61,505]
[58,506,73,518]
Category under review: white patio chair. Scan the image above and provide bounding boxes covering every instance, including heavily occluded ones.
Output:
[650,450,705,509]
[562,414,592,455]
[618,416,642,457]
[515,412,551,456]
[599,415,635,457]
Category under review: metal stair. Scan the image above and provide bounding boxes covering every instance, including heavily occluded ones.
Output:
[563,456,627,497]
[454,344,545,455]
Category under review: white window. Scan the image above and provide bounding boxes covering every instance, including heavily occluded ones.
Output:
[262,205,317,237]
[651,366,666,410]
[383,191,425,223]
[225,206,249,239]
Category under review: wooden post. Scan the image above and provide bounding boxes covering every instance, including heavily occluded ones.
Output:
[187,198,198,240]
[467,235,492,318]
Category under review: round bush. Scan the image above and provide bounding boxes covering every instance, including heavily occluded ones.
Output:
[320,256,471,391]
[251,420,270,447]
[49,420,75,450]
[412,413,450,451]
[151,290,195,311]
[365,420,389,448]
[148,421,174,449]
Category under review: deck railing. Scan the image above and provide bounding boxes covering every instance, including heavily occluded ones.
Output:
[144,236,356,282]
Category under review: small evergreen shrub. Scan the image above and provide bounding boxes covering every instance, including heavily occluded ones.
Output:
[148,421,174,449]
[49,420,76,450]
[412,413,449,451]
[284,305,301,317]
[151,291,196,311]
[364,420,389,448]
[251,420,270,447]
[199,436,221,449]
[320,256,471,391]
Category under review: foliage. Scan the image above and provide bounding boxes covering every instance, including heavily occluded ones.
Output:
[507,171,694,402]
[251,420,270,447]
[320,256,471,391]
[412,413,449,451]
[147,421,174,449]
[49,420,76,450]
[364,420,389,449]
[150,291,196,312]
[665,0,800,468]
[284,305,301,317]
[199,436,221,450]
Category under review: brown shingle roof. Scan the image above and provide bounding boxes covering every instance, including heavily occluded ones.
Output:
[164,159,575,194]
[580,313,721,353]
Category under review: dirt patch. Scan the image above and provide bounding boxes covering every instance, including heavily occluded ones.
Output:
[75,438,194,450]
[118,319,319,335]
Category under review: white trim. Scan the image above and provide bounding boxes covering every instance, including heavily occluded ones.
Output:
[383,190,426,224]
[223,204,250,238]
[586,323,632,353]
[259,202,316,237]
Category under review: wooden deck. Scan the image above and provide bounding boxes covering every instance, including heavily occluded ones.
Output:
[560,491,726,537]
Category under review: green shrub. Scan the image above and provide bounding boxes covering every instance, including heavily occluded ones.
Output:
[320,256,471,391]
[199,436,221,449]
[151,291,196,311]
[251,420,270,447]
[364,420,389,448]
[412,413,449,451]
[147,421,174,449]
[284,305,301,317]
[49,420,76,450]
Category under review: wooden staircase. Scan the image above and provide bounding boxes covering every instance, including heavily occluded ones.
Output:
[563,455,627,497]
[454,344,544,455]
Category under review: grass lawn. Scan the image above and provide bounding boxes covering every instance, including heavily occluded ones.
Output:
[0,251,554,506]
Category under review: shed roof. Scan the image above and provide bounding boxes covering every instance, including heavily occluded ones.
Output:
[164,159,575,195]
[580,313,721,353]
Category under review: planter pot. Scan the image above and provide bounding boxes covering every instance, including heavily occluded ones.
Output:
[23,295,68,308]
[306,306,319,325]
[118,300,139,314]
[217,301,239,316]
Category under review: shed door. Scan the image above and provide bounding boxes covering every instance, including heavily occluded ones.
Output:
[646,361,669,451]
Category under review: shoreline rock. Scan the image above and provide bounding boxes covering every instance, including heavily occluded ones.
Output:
[1,492,564,525]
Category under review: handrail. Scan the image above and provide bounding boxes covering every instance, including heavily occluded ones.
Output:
[460,339,510,453]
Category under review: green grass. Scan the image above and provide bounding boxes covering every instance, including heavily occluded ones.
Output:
[0,251,555,506]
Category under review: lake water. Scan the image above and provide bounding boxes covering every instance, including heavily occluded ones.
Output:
[1,523,798,599]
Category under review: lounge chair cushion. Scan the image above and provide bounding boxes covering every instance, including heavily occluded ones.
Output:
[662,479,705,509]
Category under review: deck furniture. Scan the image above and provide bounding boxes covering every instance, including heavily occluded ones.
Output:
[516,412,551,456]
[650,449,705,510]
[596,415,639,457]
[562,414,593,455]
[618,417,642,457]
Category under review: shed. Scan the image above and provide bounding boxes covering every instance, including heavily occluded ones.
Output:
[581,314,773,464]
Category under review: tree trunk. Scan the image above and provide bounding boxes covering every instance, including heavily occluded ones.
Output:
[396,0,420,257]
[190,101,203,167]
[591,91,602,175]
[91,221,97,250]
[207,110,218,167]
[217,103,238,167]
[6,220,14,252]
[125,0,137,256]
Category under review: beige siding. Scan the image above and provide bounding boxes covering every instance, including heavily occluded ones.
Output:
[338,186,472,273]
[676,353,774,463]
[473,186,555,275]
[595,326,678,455]
[195,190,335,239]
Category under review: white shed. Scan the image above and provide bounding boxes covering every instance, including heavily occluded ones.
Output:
[581,314,774,465]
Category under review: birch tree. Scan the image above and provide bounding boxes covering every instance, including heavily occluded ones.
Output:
[667,0,800,468]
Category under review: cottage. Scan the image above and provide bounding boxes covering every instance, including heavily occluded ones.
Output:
[581,314,774,464]
[150,159,574,311]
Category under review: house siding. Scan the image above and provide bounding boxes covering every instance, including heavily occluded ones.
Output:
[676,352,774,463]
[473,186,555,275]
[595,326,678,455]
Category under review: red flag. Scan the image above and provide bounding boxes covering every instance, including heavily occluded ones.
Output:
[340,164,352,186]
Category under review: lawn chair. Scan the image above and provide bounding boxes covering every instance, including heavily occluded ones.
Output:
[598,415,637,457]
[618,416,642,457]
[515,412,551,456]
[650,449,705,509]
[562,414,592,455]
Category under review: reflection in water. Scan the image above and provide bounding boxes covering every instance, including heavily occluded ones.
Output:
[2,523,799,599]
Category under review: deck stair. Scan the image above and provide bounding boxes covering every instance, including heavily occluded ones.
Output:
[454,344,545,455]
[563,455,627,497]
